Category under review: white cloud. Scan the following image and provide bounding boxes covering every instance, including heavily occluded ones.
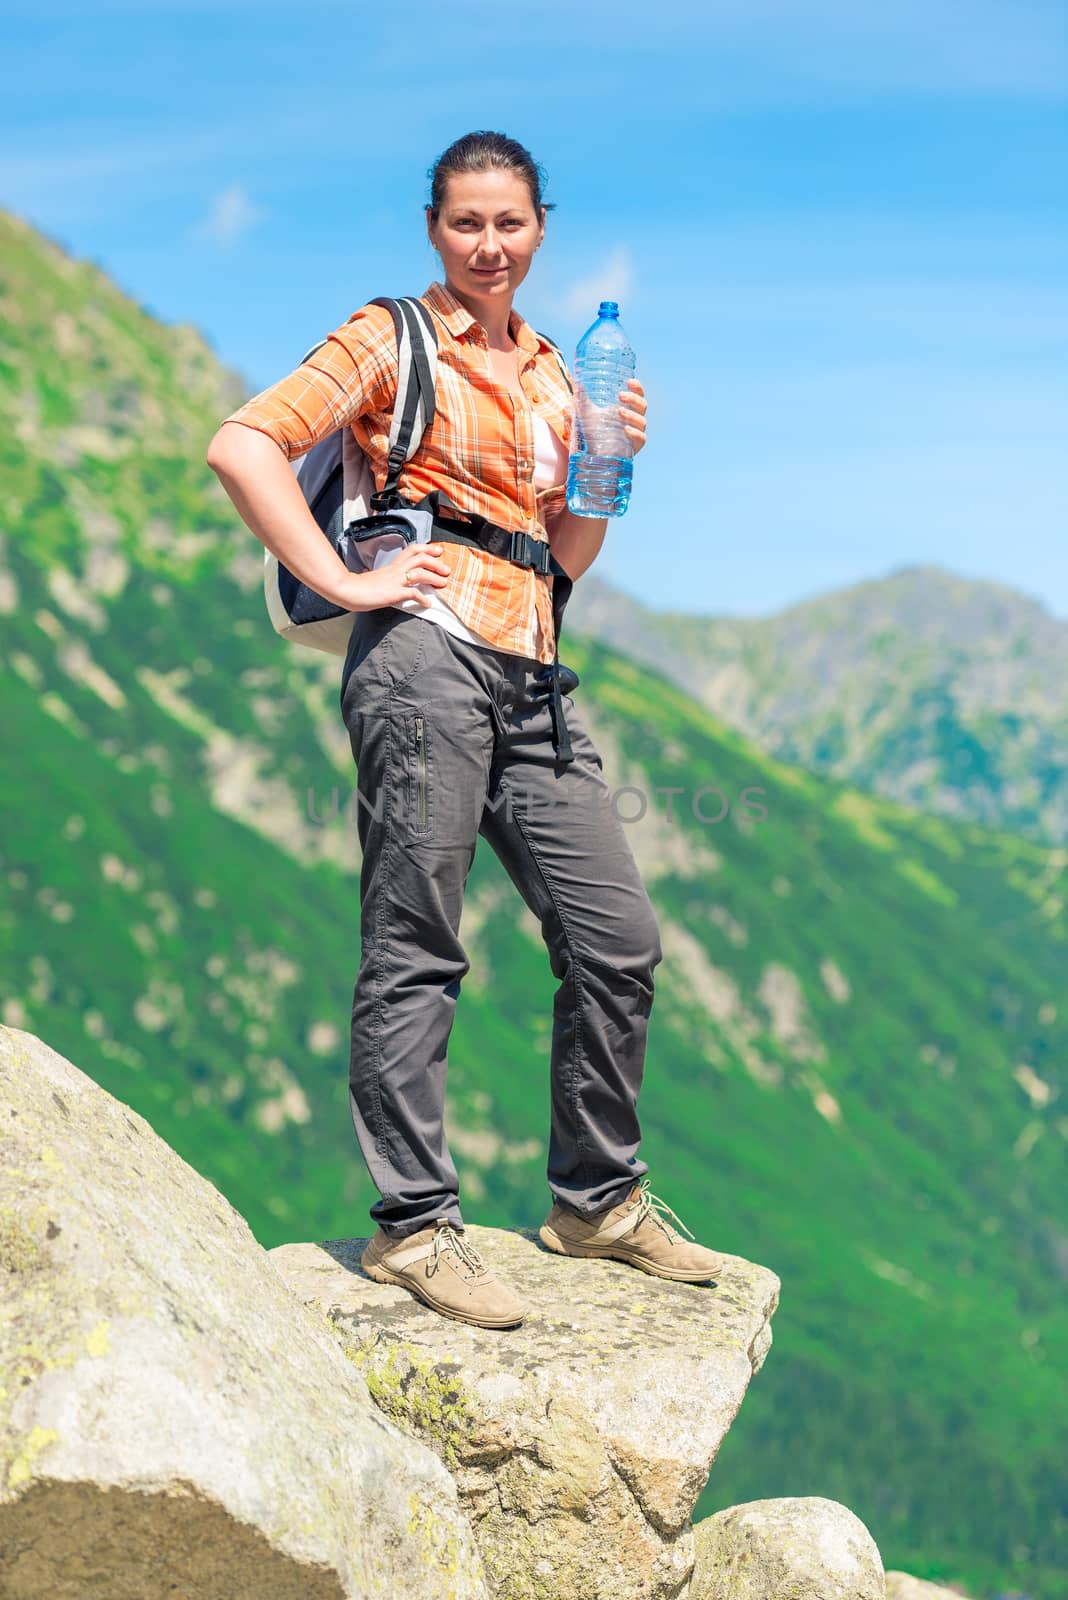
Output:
[557,247,635,319]
[190,184,268,246]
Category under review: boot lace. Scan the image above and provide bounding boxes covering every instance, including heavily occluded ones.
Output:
[631,1179,696,1246]
[428,1221,489,1280]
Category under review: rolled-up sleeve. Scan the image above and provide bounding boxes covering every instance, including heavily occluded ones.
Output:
[220,301,398,460]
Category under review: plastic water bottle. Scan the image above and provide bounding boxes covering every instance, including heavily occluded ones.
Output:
[566,301,636,517]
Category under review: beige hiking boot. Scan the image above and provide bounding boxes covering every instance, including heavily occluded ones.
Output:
[539,1178,724,1282]
[361,1218,529,1328]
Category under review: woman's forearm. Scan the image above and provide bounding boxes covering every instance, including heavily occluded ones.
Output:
[546,506,609,581]
[205,421,356,607]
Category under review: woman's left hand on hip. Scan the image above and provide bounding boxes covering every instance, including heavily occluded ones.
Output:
[618,378,648,455]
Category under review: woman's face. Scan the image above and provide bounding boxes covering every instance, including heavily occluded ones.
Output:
[427,168,545,312]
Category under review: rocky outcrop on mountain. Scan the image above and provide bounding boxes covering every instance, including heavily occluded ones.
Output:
[1,1023,781,1600]
[689,1496,884,1598]
[272,1231,779,1600]
[0,1025,490,1600]
[3,1022,981,1600]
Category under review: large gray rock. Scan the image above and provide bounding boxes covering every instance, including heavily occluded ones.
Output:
[0,1026,489,1600]
[690,1495,884,1599]
[885,1575,976,1599]
[271,1223,780,1600]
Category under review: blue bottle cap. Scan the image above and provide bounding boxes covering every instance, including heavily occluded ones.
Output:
[598,301,620,317]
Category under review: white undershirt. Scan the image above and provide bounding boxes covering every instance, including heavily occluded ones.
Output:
[381,412,569,655]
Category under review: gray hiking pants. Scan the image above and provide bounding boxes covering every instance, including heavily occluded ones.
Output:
[339,605,662,1242]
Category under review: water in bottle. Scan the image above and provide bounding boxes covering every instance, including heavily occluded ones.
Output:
[566,300,636,517]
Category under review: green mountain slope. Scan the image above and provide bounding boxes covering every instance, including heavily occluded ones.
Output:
[567,566,1068,848]
[1,208,1064,1600]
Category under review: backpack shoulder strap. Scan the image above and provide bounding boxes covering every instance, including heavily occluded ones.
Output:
[367,295,439,513]
[395,296,438,427]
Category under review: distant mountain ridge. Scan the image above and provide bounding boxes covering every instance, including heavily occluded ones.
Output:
[1,206,1064,1600]
[566,566,1068,845]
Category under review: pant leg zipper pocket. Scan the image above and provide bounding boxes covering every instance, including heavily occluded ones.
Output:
[414,714,428,833]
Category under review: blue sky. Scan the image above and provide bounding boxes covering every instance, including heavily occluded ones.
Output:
[4,0,1067,620]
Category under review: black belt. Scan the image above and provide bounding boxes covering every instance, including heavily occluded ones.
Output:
[352,489,578,765]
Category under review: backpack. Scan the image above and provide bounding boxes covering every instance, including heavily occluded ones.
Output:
[263,296,439,657]
[261,292,578,736]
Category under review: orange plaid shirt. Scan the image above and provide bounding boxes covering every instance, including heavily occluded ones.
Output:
[222,280,575,665]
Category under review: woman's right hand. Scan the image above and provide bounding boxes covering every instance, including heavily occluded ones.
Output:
[337,543,453,612]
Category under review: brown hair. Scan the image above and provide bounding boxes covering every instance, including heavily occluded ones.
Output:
[426,131,556,226]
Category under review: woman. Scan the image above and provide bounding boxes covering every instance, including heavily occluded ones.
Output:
[206,130,724,1330]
